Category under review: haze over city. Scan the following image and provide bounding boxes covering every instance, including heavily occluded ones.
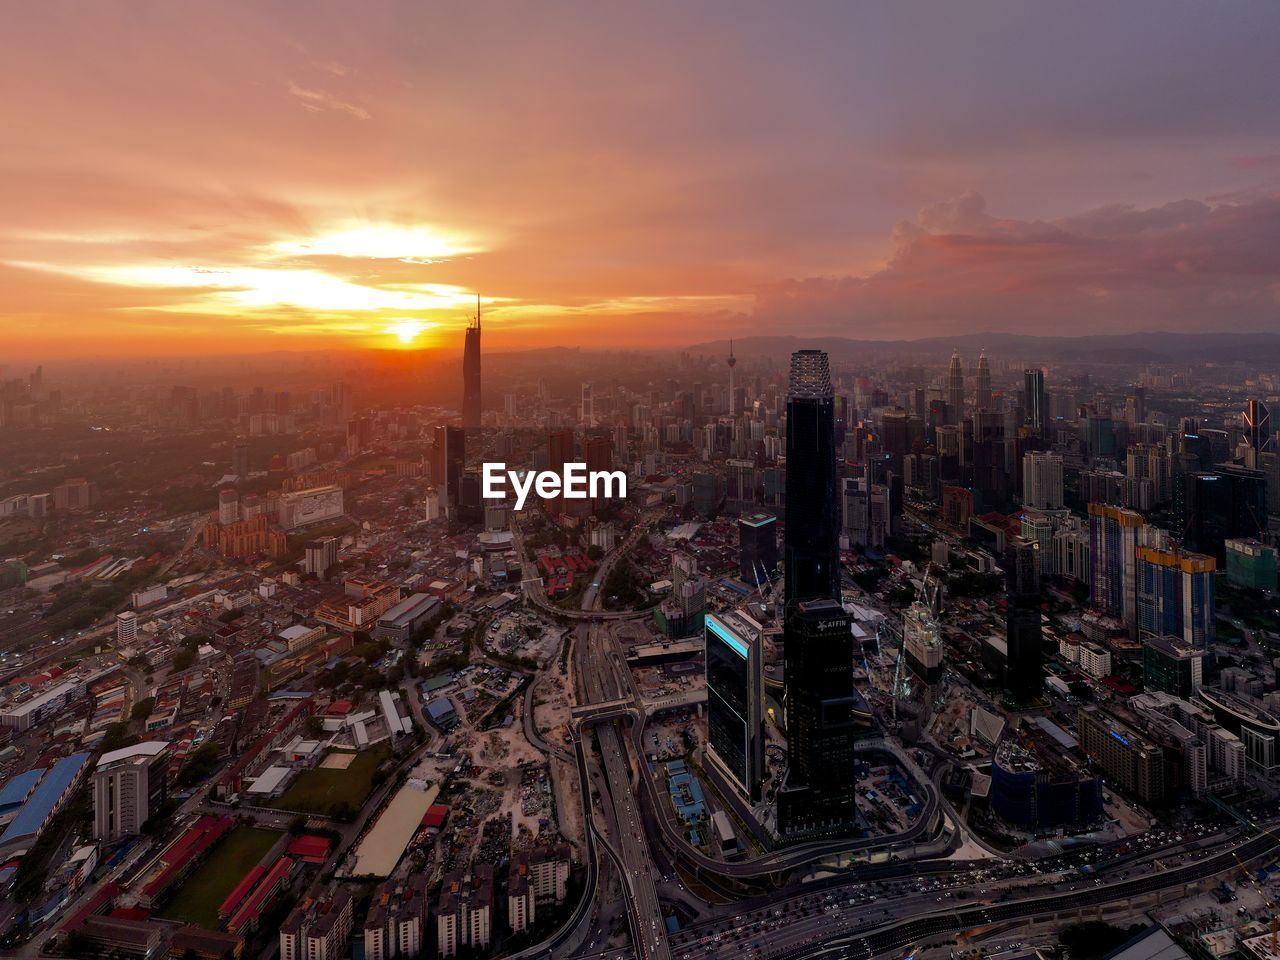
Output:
[4,1,1280,360]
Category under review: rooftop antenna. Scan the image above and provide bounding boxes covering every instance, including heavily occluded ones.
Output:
[470,293,481,331]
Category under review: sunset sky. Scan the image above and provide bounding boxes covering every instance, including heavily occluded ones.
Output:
[3,1,1280,359]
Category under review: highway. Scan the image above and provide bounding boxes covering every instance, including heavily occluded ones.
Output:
[661,818,1280,960]
[576,610,671,960]
[511,515,672,960]
[514,517,660,623]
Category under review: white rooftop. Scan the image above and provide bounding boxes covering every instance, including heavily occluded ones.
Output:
[97,740,168,768]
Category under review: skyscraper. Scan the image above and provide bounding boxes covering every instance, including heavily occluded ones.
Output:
[583,435,612,513]
[975,351,992,410]
[1088,502,1148,637]
[738,512,778,585]
[780,349,860,837]
[1024,367,1049,439]
[1245,400,1273,455]
[704,611,766,803]
[462,295,482,432]
[580,383,594,427]
[1022,451,1065,511]
[546,429,574,517]
[783,350,840,608]
[1004,537,1043,700]
[1184,466,1267,563]
[947,351,965,417]
[433,425,466,512]
[1135,545,1216,647]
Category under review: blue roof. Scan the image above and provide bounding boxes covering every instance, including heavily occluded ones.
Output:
[425,697,455,719]
[0,752,90,845]
[0,768,46,812]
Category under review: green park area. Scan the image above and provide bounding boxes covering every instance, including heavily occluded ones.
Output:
[158,826,279,929]
[270,746,389,819]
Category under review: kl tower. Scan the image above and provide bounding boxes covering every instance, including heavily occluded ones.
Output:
[727,339,737,415]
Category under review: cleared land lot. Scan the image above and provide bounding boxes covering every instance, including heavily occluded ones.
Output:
[158,826,279,929]
[271,746,389,818]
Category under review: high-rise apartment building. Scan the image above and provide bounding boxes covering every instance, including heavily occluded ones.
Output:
[363,876,428,960]
[232,442,250,480]
[1135,545,1216,647]
[93,742,169,841]
[1022,451,1064,511]
[1127,443,1171,504]
[115,611,138,645]
[303,537,340,578]
[1088,503,1149,636]
[437,866,493,957]
[280,887,353,960]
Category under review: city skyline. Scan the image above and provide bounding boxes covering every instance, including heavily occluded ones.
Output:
[4,2,1280,360]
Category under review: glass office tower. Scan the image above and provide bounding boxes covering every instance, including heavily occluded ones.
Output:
[779,350,860,837]
[705,612,765,802]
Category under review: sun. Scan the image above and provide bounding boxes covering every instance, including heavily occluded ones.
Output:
[386,319,431,345]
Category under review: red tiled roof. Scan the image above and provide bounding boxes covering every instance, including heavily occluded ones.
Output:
[287,835,330,861]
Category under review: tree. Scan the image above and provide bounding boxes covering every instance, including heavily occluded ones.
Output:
[176,742,221,787]
[172,648,196,671]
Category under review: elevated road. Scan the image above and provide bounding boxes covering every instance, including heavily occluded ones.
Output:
[671,820,1280,960]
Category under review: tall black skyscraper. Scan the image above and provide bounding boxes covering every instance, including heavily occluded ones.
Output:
[780,598,861,836]
[780,350,861,838]
[783,350,840,609]
[462,295,482,431]
[433,424,466,512]
[1185,465,1267,563]
[1024,367,1049,439]
[1004,537,1043,701]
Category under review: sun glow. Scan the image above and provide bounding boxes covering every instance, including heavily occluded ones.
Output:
[385,318,432,345]
[268,223,482,261]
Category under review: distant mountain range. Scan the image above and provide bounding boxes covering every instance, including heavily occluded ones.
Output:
[682,331,1280,364]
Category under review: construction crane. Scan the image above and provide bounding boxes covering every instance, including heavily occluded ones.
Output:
[892,563,945,723]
